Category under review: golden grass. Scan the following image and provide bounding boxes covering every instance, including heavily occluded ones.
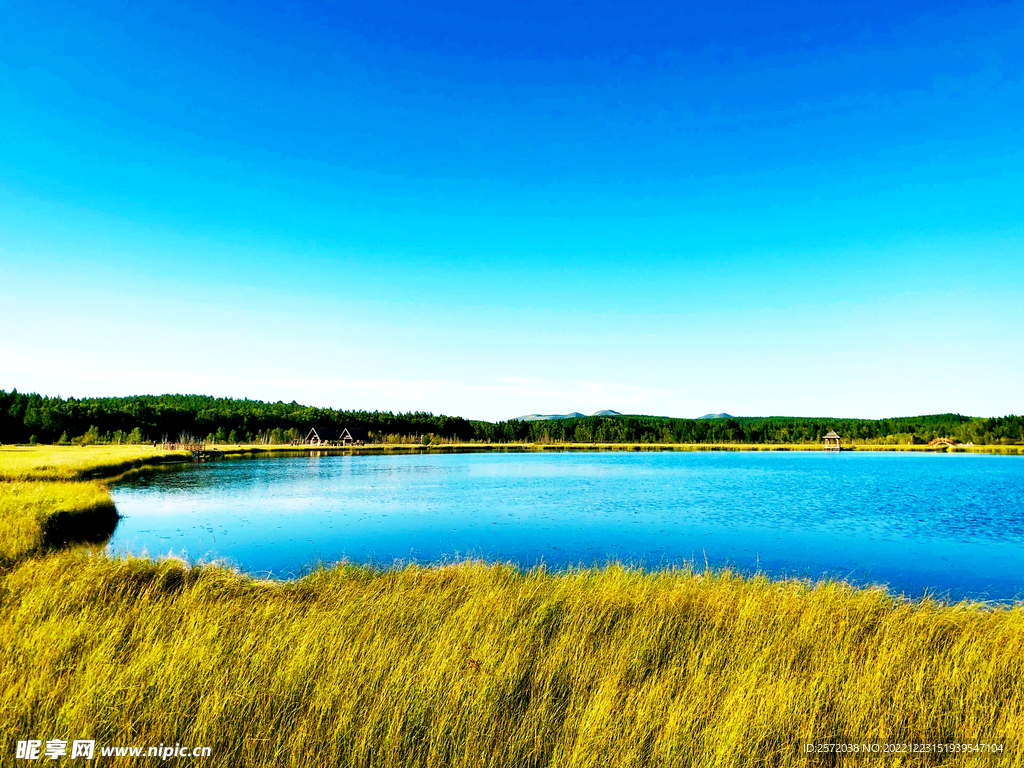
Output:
[2,444,1023,766]
[0,445,186,481]
[1,552,1021,767]
[0,446,182,561]
[0,480,116,562]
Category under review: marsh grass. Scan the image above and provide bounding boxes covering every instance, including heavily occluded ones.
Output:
[0,480,117,562]
[0,445,186,481]
[0,446,186,562]
[2,445,1023,766]
[1,552,1022,767]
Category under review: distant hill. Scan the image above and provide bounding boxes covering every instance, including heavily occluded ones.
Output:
[697,413,734,420]
[514,410,622,421]
[515,412,587,422]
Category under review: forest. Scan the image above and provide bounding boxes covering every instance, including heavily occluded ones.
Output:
[473,412,1024,445]
[0,391,476,446]
[1,390,1021,446]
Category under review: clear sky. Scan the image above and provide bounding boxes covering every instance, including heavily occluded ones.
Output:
[2,0,1022,421]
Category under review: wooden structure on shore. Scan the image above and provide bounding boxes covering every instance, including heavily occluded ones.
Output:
[305,427,368,446]
[339,427,367,445]
[158,440,206,452]
[823,430,841,452]
[305,427,340,446]
[928,437,973,448]
[158,440,220,461]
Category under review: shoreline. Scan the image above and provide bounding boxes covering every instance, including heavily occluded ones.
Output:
[164,440,1024,458]
[3,443,1018,563]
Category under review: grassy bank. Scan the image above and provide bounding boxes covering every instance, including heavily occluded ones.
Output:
[0,481,118,562]
[0,445,187,482]
[2,552,1023,767]
[2,445,1023,766]
[0,446,188,563]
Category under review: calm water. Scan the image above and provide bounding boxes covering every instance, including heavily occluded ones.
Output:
[108,451,1024,600]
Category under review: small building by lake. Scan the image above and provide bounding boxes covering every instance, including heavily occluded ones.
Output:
[305,426,367,446]
[339,428,367,445]
[306,427,340,445]
[823,430,841,452]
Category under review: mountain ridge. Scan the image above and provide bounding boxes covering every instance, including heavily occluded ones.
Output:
[514,410,622,422]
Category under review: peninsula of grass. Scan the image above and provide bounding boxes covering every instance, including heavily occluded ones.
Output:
[0,446,190,563]
[1,445,1022,766]
[0,444,188,482]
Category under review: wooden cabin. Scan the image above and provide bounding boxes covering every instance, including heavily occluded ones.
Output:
[339,427,367,445]
[306,427,340,446]
[823,430,841,452]
[305,427,368,446]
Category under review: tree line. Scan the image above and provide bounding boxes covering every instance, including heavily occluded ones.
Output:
[473,413,1024,445]
[1,390,1021,446]
[0,391,475,445]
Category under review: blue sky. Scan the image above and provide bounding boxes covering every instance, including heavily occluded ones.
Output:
[1,0,1022,420]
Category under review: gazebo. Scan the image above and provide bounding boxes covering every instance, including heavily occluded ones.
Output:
[823,430,841,452]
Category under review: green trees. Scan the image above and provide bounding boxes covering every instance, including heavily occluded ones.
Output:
[0,389,1019,446]
[0,392,477,445]
[476,412,1019,446]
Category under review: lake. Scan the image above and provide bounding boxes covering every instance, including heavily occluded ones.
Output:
[108,450,1024,600]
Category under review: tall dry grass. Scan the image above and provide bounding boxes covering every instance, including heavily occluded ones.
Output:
[1,551,1021,767]
[0,446,183,562]
[0,481,117,562]
[2,444,1023,766]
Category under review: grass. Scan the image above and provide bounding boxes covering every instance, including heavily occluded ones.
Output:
[0,480,117,562]
[0,446,186,562]
[1,444,1023,766]
[1,552,1022,767]
[0,444,187,481]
